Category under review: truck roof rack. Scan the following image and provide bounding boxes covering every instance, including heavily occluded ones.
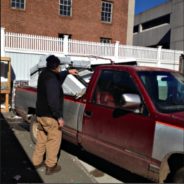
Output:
[29,55,137,96]
[30,55,137,75]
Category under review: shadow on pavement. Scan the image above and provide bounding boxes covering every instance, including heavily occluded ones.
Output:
[0,113,43,183]
[62,140,153,183]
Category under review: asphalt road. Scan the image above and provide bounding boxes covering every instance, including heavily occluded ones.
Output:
[1,112,152,183]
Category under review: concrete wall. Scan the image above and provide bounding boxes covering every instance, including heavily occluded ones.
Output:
[133,24,171,47]
[1,0,130,44]
[133,2,171,48]
[170,0,184,50]
[134,2,171,26]
[133,0,184,51]
[126,0,135,45]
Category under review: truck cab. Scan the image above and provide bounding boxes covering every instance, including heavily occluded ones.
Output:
[76,65,184,182]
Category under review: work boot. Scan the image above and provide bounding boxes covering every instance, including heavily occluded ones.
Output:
[45,164,61,175]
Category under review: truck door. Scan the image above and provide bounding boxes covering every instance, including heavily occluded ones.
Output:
[82,69,155,172]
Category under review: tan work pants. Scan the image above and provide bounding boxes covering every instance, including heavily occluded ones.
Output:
[32,117,62,167]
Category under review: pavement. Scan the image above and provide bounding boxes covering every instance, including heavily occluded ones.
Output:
[0,112,152,183]
[0,112,95,183]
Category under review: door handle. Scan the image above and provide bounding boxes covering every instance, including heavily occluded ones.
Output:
[84,110,93,118]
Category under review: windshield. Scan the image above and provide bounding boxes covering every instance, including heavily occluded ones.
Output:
[138,71,184,113]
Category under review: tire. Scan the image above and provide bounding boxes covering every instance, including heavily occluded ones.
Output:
[173,167,184,183]
[30,115,38,144]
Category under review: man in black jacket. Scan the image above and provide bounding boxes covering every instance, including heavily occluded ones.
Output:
[32,55,78,175]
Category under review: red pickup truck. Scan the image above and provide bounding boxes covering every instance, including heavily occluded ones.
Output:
[15,64,184,183]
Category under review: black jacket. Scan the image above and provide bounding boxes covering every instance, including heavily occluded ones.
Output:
[36,68,68,120]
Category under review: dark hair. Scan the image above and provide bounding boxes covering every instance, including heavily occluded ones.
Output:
[46,55,60,69]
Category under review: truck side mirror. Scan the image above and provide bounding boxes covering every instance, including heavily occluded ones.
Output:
[121,93,141,110]
[113,93,142,118]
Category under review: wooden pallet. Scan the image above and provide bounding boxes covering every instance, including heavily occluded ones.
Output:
[0,57,11,112]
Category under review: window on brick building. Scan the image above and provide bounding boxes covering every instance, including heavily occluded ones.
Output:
[11,0,25,9]
[100,37,112,43]
[59,0,72,16]
[101,1,113,23]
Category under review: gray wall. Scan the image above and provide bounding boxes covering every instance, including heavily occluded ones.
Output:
[133,0,184,51]
[134,2,171,25]
[170,0,184,50]
[133,24,171,47]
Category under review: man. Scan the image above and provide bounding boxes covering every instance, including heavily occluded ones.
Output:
[32,55,78,175]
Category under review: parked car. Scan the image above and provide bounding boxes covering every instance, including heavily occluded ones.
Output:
[15,64,184,183]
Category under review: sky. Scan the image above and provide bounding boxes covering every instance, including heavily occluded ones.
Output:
[135,0,169,15]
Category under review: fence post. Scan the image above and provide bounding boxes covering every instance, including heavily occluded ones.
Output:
[114,41,120,60]
[179,54,184,75]
[1,27,5,56]
[157,45,162,67]
[63,35,69,55]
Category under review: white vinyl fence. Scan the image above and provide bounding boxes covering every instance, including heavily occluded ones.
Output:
[68,39,115,57]
[5,32,64,53]
[1,27,184,81]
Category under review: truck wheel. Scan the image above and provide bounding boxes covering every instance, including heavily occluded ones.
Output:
[173,167,184,183]
[30,115,38,144]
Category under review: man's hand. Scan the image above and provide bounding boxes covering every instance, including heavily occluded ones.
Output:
[68,69,78,75]
[58,118,64,128]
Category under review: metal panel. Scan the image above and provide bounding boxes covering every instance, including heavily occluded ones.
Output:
[63,100,85,132]
[15,89,36,112]
[5,52,44,81]
[15,88,85,132]
[152,121,184,161]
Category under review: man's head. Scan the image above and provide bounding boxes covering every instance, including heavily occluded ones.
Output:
[46,55,61,72]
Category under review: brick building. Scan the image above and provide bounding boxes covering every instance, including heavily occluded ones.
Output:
[1,0,135,44]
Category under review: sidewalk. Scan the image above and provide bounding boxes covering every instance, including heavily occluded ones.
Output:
[0,113,42,183]
[0,112,95,183]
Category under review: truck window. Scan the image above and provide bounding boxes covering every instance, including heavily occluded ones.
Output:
[93,70,139,108]
[138,71,184,113]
